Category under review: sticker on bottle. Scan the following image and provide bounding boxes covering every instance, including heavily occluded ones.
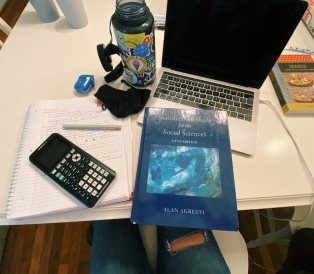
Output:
[113,29,156,86]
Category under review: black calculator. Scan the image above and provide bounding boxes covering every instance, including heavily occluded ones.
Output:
[29,133,116,208]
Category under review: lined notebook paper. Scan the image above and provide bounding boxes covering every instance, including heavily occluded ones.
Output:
[7,96,132,219]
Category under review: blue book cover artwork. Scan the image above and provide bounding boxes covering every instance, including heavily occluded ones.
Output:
[131,107,238,231]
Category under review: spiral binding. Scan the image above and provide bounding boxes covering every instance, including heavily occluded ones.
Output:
[6,106,32,215]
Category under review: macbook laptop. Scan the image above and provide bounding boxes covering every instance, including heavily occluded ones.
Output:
[137,0,308,155]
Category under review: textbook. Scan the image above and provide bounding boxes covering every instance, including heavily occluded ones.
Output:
[131,107,238,231]
[269,54,314,114]
[6,96,132,219]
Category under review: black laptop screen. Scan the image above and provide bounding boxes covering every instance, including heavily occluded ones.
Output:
[162,0,308,89]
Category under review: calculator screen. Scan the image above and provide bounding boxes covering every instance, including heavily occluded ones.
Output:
[35,137,70,169]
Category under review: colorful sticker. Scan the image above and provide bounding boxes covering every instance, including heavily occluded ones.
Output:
[113,27,156,86]
[134,43,149,57]
[126,56,147,74]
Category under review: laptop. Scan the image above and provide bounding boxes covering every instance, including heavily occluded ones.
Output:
[137,0,308,155]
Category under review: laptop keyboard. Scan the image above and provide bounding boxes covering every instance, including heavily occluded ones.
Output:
[154,71,254,122]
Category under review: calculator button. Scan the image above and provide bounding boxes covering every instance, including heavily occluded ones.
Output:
[70,148,75,153]
[56,164,61,169]
[96,185,102,190]
[66,153,71,159]
[92,190,98,196]
[88,178,93,184]
[100,169,105,174]
[79,180,84,186]
[72,153,81,162]
[51,169,57,174]
[96,167,101,172]
[61,159,66,164]
[83,184,88,189]
[87,187,93,193]
[101,179,107,184]
[88,169,93,175]
[97,175,102,181]
[104,172,109,177]
[57,174,65,181]
[89,161,94,166]
[93,164,97,169]
[92,172,97,178]
[92,181,97,187]
[83,175,89,180]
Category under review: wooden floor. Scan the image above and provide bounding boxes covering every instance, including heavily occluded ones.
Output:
[0,0,28,43]
[0,0,292,273]
[1,222,91,274]
[239,208,292,274]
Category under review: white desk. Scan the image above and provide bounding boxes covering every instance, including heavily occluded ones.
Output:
[0,0,314,225]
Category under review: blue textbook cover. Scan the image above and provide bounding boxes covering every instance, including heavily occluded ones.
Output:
[131,107,238,231]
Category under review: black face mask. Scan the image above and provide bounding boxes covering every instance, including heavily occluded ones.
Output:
[94,80,150,118]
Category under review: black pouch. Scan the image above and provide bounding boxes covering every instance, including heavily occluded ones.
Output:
[94,80,151,118]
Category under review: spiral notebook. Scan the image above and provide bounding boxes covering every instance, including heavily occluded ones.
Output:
[6,96,132,220]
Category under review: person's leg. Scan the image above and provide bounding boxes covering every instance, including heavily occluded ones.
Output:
[89,219,152,274]
[156,226,230,274]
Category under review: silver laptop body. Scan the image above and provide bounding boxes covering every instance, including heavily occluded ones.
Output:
[137,0,308,155]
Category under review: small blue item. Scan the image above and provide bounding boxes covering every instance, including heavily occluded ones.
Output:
[74,75,95,93]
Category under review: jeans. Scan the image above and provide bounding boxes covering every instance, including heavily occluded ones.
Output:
[89,219,230,274]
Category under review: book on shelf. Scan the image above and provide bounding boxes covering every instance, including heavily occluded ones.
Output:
[302,0,314,38]
[131,107,238,231]
[6,96,132,220]
[269,54,314,114]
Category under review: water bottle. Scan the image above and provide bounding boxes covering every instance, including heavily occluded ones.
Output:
[111,0,156,86]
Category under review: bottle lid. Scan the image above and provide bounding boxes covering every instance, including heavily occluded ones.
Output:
[115,0,149,23]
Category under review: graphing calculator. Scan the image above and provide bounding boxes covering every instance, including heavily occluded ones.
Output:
[29,133,116,208]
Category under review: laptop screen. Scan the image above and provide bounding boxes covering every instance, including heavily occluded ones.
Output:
[162,0,308,89]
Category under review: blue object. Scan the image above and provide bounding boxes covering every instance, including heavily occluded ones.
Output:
[74,75,94,93]
[131,107,238,231]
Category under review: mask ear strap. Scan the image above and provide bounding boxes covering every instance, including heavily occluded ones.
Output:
[97,17,124,82]
[109,15,113,44]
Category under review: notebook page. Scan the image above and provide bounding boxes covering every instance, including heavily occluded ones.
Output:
[7,97,132,219]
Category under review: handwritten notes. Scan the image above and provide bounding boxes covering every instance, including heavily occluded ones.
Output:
[7,97,132,219]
